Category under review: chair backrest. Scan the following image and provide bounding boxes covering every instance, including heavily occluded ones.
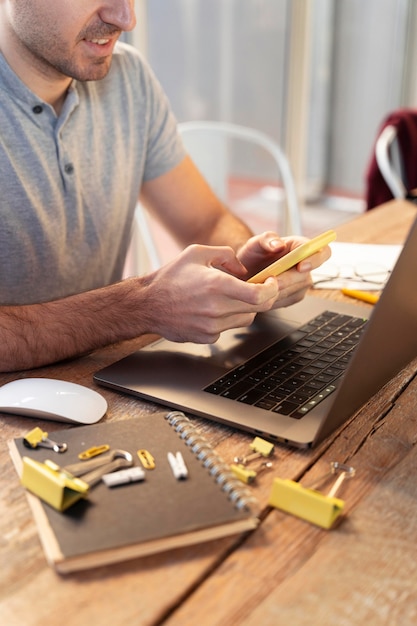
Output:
[366,108,417,210]
[375,125,406,199]
[178,121,302,236]
[124,120,302,276]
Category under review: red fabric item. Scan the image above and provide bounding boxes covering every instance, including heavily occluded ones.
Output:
[365,108,417,210]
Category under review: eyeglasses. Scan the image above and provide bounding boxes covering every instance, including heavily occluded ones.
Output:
[312,262,391,289]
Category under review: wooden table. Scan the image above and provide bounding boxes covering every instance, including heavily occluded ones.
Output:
[1,200,417,626]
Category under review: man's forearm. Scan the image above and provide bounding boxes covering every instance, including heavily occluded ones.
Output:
[0,276,154,372]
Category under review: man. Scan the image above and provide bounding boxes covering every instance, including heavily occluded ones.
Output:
[0,1,330,373]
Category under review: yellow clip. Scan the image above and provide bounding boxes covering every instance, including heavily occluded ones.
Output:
[21,457,89,511]
[268,462,355,529]
[78,444,110,460]
[137,449,155,470]
[249,437,274,457]
[23,427,67,453]
[230,463,257,484]
[234,436,274,466]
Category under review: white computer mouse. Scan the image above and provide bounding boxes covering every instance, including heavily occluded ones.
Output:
[0,378,108,424]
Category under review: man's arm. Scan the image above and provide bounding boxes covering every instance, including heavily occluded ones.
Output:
[140,155,253,251]
[0,156,328,372]
[0,247,279,372]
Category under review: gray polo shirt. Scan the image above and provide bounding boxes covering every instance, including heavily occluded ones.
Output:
[0,42,186,305]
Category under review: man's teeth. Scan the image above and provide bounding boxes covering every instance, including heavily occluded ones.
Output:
[91,39,109,45]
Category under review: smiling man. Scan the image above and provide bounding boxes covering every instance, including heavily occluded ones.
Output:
[0,1,330,372]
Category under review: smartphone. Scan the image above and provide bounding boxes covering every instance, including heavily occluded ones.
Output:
[247,229,336,284]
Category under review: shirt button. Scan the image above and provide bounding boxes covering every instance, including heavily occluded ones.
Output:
[32,105,43,114]
[64,163,74,175]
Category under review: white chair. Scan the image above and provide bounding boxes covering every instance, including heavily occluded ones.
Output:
[375,124,407,199]
[125,121,302,275]
[178,121,302,236]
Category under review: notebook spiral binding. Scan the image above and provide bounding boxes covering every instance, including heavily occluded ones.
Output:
[165,411,260,514]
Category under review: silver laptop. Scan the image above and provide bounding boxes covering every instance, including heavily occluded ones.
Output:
[94,215,417,448]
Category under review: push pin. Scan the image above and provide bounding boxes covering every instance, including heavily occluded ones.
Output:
[233,436,274,466]
[268,461,356,529]
[23,427,67,453]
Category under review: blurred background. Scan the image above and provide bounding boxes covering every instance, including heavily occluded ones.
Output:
[125,0,417,257]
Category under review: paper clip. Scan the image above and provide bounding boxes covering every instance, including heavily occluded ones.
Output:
[137,449,155,470]
[167,451,188,480]
[234,436,274,466]
[23,427,67,453]
[268,461,356,529]
[78,444,110,460]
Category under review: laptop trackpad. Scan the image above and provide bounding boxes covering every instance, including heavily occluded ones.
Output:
[97,313,297,391]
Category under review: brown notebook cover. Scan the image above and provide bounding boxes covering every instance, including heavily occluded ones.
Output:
[9,412,259,573]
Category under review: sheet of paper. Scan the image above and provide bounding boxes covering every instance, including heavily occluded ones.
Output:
[311,242,403,291]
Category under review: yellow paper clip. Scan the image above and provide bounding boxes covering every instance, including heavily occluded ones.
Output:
[78,444,110,460]
[137,449,155,470]
[234,436,274,466]
[23,427,67,453]
[268,462,355,529]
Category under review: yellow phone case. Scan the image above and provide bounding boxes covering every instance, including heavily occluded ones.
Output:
[247,229,336,284]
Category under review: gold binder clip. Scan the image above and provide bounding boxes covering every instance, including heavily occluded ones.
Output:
[23,427,67,453]
[268,461,356,529]
[21,450,133,511]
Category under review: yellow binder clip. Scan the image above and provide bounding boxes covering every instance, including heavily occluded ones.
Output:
[268,462,355,529]
[21,457,89,511]
[23,427,67,453]
[234,436,274,466]
[230,464,258,484]
[21,450,133,512]
[231,436,274,484]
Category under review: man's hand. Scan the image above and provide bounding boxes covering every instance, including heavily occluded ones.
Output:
[145,244,279,344]
[236,231,332,308]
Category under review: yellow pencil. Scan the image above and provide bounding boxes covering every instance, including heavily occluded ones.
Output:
[341,288,379,305]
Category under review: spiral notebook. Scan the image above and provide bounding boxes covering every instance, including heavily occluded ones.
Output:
[8,412,259,574]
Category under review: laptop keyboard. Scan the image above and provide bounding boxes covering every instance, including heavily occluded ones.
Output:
[204,311,367,419]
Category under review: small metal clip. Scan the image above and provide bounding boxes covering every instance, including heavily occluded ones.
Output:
[23,427,67,453]
[234,436,274,466]
[78,444,110,460]
[137,449,155,470]
[167,451,188,480]
[325,462,356,497]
